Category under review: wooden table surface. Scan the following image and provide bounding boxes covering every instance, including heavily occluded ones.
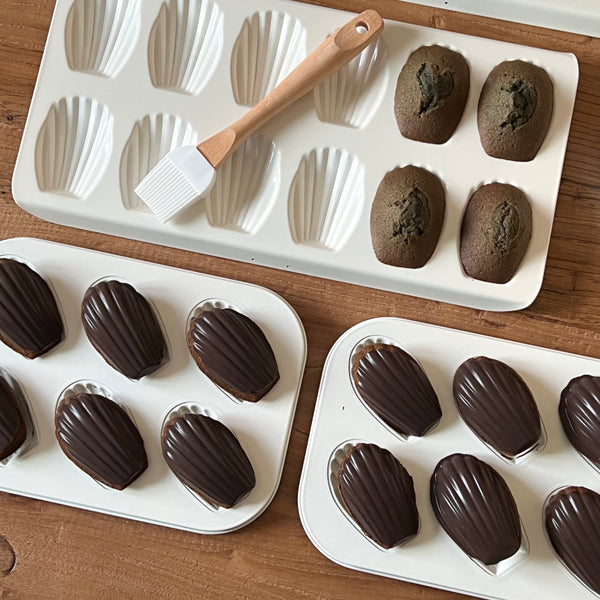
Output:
[0,0,599,598]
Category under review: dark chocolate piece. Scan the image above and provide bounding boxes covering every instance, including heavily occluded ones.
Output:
[560,375,600,469]
[431,453,522,565]
[394,45,470,144]
[370,165,446,268]
[337,443,419,549]
[453,356,542,459]
[545,486,600,595]
[0,258,64,358]
[82,280,167,380]
[55,393,147,490]
[162,413,255,509]
[352,343,441,437]
[478,60,553,161]
[0,374,26,461]
[187,308,279,402]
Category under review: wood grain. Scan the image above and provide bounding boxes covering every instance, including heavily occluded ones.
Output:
[0,0,599,598]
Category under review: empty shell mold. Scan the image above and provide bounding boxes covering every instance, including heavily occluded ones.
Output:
[299,317,600,600]
[14,0,578,311]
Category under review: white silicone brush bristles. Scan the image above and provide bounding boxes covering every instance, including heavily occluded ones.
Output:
[135,145,216,222]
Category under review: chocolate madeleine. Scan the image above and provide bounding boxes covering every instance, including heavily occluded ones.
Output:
[370,165,446,268]
[0,258,64,358]
[338,443,419,549]
[431,454,522,565]
[0,374,26,461]
[478,60,553,161]
[460,182,532,284]
[187,308,279,402]
[162,413,255,509]
[545,486,600,595]
[55,393,147,490]
[560,375,600,469]
[82,280,167,380]
[394,45,470,144]
[453,357,542,459]
[352,343,441,437]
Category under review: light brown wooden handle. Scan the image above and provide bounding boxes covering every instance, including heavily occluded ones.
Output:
[198,10,384,168]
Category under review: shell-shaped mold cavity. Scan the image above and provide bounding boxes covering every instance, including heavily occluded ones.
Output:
[560,375,600,472]
[431,454,526,573]
[55,392,148,490]
[231,10,307,106]
[206,133,279,232]
[81,279,168,380]
[148,0,224,95]
[453,356,543,462]
[350,340,441,438]
[333,442,419,549]
[187,306,279,402]
[314,36,388,128]
[162,412,255,509]
[0,374,27,462]
[65,0,140,77]
[35,97,113,198]
[0,258,64,359]
[120,114,197,210]
[545,486,600,596]
[288,148,365,251]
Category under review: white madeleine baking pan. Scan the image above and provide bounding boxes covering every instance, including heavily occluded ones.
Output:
[12,0,578,311]
[299,317,600,600]
[0,238,306,534]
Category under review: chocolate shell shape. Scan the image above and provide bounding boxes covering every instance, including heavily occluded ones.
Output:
[370,165,446,268]
[352,343,441,437]
[0,258,64,358]
[55,393,147,490]
[431,454,522,565]
[81,280,167,380]
[338,443,419,549]
[394,45,470,144]
[453,357,542,459]
[460,183,532,284]
[478,60,553,161]
[545,486,600,595]
[162,413,255,509]
[187,308,279,402]
[559,375,600,469]
[0,374,26,461]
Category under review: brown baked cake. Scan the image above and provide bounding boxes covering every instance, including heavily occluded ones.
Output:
[460,182,532,283]
[478,60,553,161]
[370,165,445,268]
[394,45,470,144]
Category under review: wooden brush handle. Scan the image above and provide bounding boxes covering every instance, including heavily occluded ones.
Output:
[197,10,384,169]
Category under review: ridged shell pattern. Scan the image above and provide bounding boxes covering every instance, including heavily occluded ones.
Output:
[453,357,542,461]
[65,0,140,77]
[431,454,522,566]
[206,134,279,232]
[81,280,167,380]
[0,259,64,358]
[162,413,255,509]
[120,114,197,210]
[560,375,600,470]
[314,36,388,128]
[351,343,441,438]
[35,97,113,198]
[337,443,419,549]
[148,0,224,95]
[545,486,600,596]
[231,10,307,107]
[55,393,148,490]
[187,308,279,402]
[0,374,25,462]
[288,148,364,251]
